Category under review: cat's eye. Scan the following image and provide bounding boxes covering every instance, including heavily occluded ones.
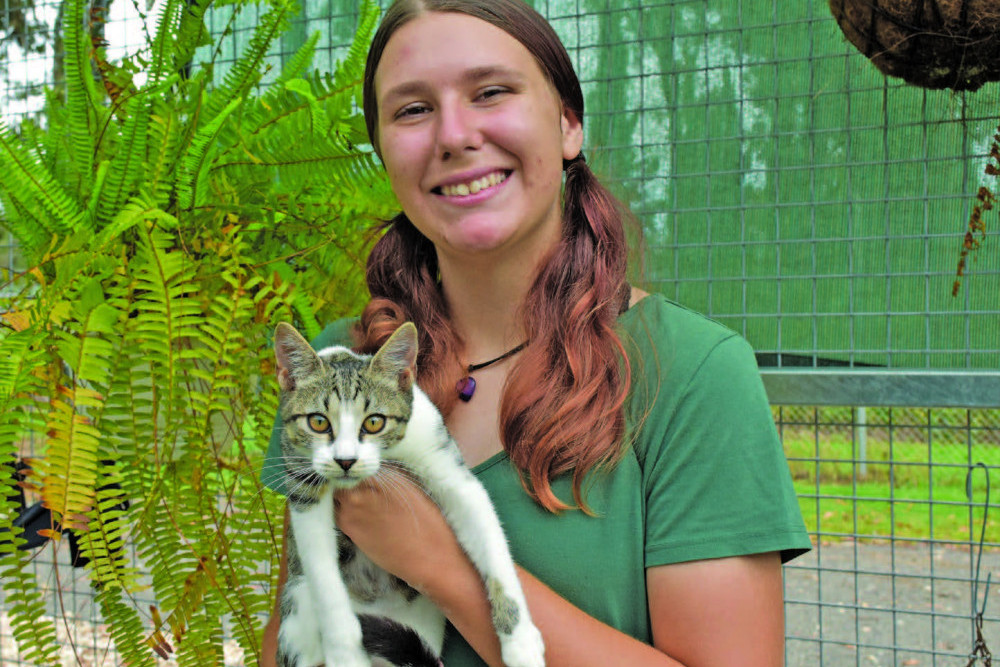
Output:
[361,414,386,435]
[306,414,330,433]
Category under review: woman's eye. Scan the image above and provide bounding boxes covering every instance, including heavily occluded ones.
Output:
[361,414,386,434]
[306,414,330,433]
[394,103,430,119]
[477,86,508,101]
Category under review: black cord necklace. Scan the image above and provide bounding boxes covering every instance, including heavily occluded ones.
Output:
[456,341,527,402]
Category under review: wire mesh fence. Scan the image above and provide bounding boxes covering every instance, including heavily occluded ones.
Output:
[766,371,1000,666]
[2,0,999,664]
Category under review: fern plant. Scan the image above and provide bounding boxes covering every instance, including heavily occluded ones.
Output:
[0,0,395,664]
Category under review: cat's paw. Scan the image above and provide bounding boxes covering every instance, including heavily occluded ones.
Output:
[499,621,545,667]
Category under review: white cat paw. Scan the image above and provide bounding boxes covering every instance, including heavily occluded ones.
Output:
[499,622,545,667]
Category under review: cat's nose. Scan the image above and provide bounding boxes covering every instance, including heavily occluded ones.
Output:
[335,458,357,472]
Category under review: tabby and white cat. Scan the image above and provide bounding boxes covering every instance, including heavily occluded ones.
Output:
[273,321,545,667]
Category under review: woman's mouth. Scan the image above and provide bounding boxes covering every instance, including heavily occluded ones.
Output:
[435,170,509,197]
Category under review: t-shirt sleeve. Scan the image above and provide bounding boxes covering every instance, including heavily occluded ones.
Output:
[640,334,811,566]
[260,318,358,494]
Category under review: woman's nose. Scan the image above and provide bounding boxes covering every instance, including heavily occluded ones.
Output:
[436,101,482,160]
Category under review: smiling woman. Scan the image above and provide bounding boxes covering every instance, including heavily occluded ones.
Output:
[261,1,811,665]
[371,11,579,266]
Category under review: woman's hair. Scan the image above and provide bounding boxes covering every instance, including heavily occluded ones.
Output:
[357,0,633,513]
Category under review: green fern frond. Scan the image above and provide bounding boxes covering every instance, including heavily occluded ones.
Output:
[0,186,53,256]
[95,98,152,226]
[0,328,40,406]
[178,97,242,210]
[202,0,296,124]
[94,68,180,225]
[146,104,184,208]
[273,30,321,90]
[269,262,320,340]
[184,272,257,426]
[129,224,203,438]
[0,122,87,244]
[220,12,372,173]
[60,0,99,183]
[331,0,379,94]
[0,328,60,666]
[146,0,184,87]
[73,461,142,593]
[133,500,200,658]
[216,106,384,198]
[85,160,111,221]
[284,77,332,135]
[173,0,213,74]
[93,587,157,667]
[38,278,121,531]
[0,329,48,490]
[0,556,60,666]
[211,503,280,665]
[98,195,179,249]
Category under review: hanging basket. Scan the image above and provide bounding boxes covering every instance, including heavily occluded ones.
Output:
[829,0,1000,91]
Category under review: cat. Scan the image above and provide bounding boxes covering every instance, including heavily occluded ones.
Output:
[272,321,546,667]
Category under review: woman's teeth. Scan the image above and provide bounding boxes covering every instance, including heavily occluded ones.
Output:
[440,171,507,197]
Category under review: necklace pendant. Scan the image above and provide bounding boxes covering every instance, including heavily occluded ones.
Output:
[456,376,476,402]
[457,340,527,402]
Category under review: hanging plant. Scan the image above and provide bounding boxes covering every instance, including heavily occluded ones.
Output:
[828,0,998,295]
[828,0,1000,91]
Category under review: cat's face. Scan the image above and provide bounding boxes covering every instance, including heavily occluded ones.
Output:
[274,323,418,491]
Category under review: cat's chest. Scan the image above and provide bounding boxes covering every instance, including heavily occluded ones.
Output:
[446,367,506,468]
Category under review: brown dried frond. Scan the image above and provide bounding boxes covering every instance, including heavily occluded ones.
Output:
[953,125,998,296]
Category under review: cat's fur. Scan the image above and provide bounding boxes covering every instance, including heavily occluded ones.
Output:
[273,322,545,667]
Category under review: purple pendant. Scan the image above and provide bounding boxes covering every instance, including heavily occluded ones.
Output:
[456,376,476,402]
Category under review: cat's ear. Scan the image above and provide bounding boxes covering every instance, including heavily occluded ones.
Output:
[371,322,418,391]
[274,323,322,391]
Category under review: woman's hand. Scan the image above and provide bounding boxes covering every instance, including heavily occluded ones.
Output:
[333,472,470,593]
[334,473,514,666]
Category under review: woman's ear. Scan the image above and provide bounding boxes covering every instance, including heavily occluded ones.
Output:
[560,107,584,161]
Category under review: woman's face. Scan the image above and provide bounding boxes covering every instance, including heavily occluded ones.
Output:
[374,11,583,268]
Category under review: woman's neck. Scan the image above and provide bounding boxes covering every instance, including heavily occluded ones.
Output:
[438,259,536,361]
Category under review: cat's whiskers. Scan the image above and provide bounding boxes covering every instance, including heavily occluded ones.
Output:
[217,455,314,510]
[366,464,424,527]
[275,455,338,503]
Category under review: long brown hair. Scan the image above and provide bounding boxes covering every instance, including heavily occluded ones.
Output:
[358,0,633,512]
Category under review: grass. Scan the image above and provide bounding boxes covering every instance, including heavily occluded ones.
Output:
[792,480,991,545]
[778,406,999,546]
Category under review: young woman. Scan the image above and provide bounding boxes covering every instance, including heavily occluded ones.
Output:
[261,1,811,665]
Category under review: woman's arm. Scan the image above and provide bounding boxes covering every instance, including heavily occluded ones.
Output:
[646,553,785,666]
[260,505,289,667]
[335,479,787,667]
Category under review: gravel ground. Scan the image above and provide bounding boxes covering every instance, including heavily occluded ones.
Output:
[784,541,1000,666]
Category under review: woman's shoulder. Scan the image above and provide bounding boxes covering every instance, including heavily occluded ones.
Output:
[620,293,746,368]
[619,294,774,470]
[619,293,764,419]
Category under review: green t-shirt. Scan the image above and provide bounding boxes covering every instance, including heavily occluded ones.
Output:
[262,295,811,665]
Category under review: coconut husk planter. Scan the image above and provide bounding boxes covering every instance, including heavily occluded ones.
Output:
[829,0,1000,91]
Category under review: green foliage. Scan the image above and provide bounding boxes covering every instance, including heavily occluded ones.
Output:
[0,0,396,663]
